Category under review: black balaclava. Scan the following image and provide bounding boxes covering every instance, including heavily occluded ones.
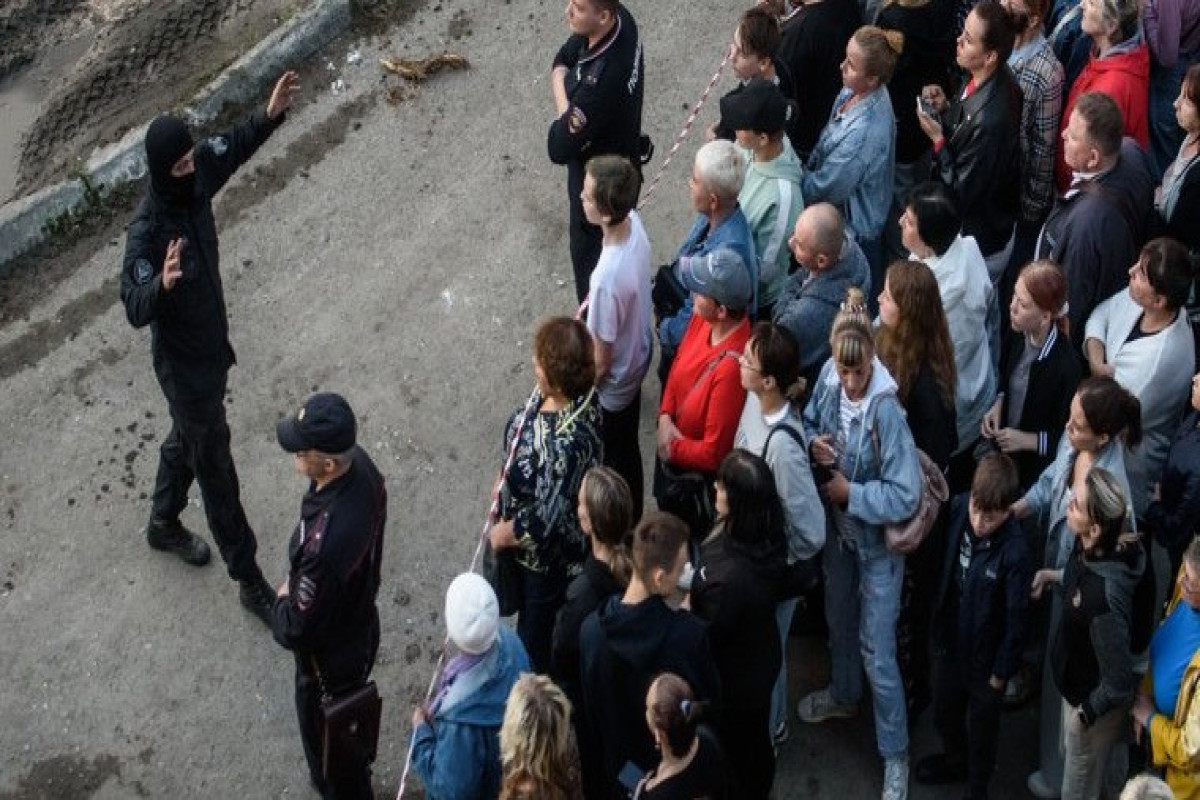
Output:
[145,114,196,207]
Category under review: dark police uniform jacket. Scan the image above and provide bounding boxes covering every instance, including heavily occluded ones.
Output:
[271,447,387,673]
[119,109,282,414]
[547,4,644,168]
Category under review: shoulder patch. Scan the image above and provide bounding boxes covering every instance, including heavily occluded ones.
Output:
[133,258,155,286]
[207,136,229,157]
[567,106,588,134]
[583,59,605,86]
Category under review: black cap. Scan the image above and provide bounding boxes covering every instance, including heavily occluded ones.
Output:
[276,393,357,454]
[720,78,791,134]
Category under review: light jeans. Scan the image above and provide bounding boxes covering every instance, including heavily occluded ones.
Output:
[824,533,909,758]
[1061,700,1126,800]
[770,596,800,735]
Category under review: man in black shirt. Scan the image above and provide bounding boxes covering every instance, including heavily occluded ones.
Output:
[119,71,298,625]
[548,0,645,303]
[271,393,388,798]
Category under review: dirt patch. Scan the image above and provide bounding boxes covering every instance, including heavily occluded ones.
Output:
[216,92,378,228]
[0,0,89,82]
[0,753,130,800]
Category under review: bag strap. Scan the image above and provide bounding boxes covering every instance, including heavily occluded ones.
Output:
[681,349,738,407]
[762,418,805,461]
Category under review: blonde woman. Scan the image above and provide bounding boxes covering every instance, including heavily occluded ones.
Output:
[499,674,583,800]
[799,287,922,800]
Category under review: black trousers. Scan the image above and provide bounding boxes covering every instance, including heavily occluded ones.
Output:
[296,624,379,800]
[150,385,261,583]
[601,391,644,523]
[515,565,569,674]
[897,508,948,715]
[717,704,775,800]
[568,160,604,304]
[933,648,1004,798]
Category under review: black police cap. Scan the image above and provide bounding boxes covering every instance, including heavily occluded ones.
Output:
[277,393,357,454]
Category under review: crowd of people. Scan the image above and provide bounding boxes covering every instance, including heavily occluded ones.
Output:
[413,0,1200,797]
[115,0,1200,795]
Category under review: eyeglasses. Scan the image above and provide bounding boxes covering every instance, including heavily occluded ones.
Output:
[738,353,762,372]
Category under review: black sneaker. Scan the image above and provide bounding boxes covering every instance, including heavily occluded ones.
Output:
[239,577,276,627]
[146,519,212,566]
[915,753,967,785]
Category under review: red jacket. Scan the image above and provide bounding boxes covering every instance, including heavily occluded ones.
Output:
[660,315,750,473]
[1056,43,1151,193]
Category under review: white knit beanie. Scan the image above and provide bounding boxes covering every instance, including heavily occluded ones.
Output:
[444,573,499,655]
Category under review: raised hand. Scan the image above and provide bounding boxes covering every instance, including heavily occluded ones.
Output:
[161,238,185,291]
[267,70,301,120]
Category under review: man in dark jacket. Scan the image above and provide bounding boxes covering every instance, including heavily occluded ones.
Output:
[917,454,1031,799]
[548,0,645,303]
[119,71,298,623]
[1035,92,1155,348]
[271,393,388,798]
[918,0,1023,283]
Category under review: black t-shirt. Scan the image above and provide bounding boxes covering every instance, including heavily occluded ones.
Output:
[634,728,732,800]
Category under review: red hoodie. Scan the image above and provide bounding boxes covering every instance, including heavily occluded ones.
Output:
[1055,43,1151,193]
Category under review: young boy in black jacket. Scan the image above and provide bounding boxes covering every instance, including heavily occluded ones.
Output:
[916,453,1032,800]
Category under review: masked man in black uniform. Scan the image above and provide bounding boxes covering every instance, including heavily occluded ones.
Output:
[271,393,388,799]
[548,0,645,303]
[119,71,299,624]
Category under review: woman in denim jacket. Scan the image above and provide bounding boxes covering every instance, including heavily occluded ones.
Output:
[798,288,922,800]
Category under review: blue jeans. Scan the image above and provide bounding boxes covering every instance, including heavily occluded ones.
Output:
[770,596,800,735]
[824,533,909,758]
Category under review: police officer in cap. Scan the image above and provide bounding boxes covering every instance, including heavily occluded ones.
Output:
[271,393,387,798]
[548,0,646,303]
[119,70,299,625]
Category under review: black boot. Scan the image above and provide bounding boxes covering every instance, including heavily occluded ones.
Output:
[147,518,212,566]
[239,576,276,627]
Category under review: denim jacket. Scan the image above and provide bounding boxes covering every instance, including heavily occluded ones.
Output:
[1022,435,1136,570]
[658,208,759,353]
[802,357,922,559]
[802,87,896,242]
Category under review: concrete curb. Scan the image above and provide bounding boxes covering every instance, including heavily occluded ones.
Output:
[0,0,351,270]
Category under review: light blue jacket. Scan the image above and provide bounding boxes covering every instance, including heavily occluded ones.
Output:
[411,627,530,800]
[1023,436,1137,570]
[802,357,922,559]
[658,207,759,353]
[802,87,896,242]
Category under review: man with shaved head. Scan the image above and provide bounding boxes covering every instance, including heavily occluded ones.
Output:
[772,203,871,387]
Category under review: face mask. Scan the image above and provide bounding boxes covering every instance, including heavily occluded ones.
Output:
[145,115,196,207]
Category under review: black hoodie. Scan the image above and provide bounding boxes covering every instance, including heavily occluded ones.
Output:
[579,595,721,798]
[1052,535,1145,724]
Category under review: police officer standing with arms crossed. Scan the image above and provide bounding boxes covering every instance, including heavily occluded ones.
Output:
[271,392,388,799]
[119,70,299,625]
[548,0,646,304]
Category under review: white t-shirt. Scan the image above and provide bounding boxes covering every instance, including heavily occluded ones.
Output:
[587,211,654,412]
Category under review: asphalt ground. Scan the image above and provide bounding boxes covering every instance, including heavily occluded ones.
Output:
[0,0,1043,796]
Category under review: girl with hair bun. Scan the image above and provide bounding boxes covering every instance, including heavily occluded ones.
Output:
[802,26,903,296]
[982,260,1083,490]
[799,286,923,798]
[634,672,732,799]
[734,321,826,744]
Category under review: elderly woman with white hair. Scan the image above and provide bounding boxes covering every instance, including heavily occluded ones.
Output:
[411,573,531,800]
[657,139,759,381]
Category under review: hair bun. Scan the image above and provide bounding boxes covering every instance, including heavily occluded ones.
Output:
[841,287,868,313]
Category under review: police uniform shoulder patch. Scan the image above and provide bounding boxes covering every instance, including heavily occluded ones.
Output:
[583,59,606,86]
[207,136,229,157]
[133,258,155,286]
[568,106,588,134]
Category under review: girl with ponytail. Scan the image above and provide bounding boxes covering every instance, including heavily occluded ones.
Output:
[799,287,923,796]
[982,260,1083,490]
[635,672,732,799]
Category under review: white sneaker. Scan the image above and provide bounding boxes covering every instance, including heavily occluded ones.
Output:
[797,686,859,723]
[882,756,909,800]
